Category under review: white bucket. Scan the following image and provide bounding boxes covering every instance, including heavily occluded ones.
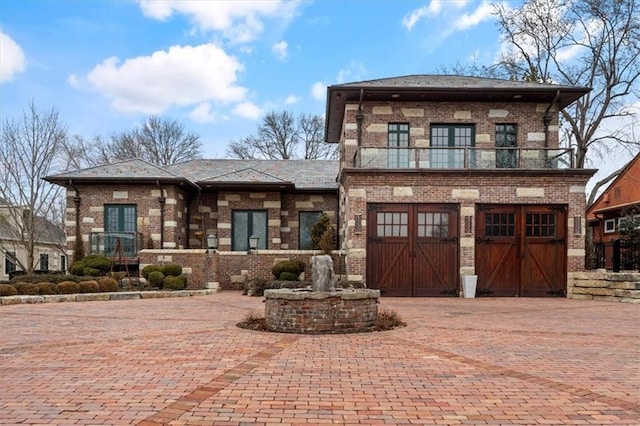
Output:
[462,275,477,298]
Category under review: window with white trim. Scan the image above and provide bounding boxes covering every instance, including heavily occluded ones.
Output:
[604,219,616,233]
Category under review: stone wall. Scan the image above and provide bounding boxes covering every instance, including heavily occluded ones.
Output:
[568,270,640,303]
[139,249,345,290]
[264,289,380,333]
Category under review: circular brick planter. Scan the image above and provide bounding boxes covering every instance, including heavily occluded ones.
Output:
[263,288,381,334]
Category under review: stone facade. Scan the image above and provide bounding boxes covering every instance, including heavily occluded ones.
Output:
[338,100,592,287]
[568,270,640,303]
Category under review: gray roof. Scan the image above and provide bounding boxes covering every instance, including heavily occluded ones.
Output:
[0,215,65,246]
[325,74,591,142]
[45,159,183,182]
[46,159,339,191]
[166,159,338,190]
[332,74,587,91]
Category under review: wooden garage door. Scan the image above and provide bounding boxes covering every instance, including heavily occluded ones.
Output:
[475,204,567,297]
[367,204,458,296]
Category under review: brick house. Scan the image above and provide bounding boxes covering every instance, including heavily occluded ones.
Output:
[47,74,596,296]
[45,159,339,288]
[326,75,595,296]
[586,153,640,269]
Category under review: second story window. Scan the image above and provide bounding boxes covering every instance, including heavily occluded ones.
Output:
[388,123,410,168]
[496,124,518,168]
[430,124,474,168]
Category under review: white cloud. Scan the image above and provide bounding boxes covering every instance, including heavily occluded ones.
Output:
[453,1,493,32]
[402,0,467,30]
[67,73,81,89]
[0,31,26,83]
[84,44,246,114]
[272,41,288,61]
[189,102,227,124]
[137,0,300,44]
[337,61,368,84]
[311,81,326,101]
[284,95,300,105]
[233,101,262,119]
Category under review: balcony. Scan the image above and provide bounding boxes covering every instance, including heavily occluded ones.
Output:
[352,147,574,170]
[89,232,143,259]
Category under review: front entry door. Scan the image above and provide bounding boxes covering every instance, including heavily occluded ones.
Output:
[367,204,459,296]
[475,204,567,297]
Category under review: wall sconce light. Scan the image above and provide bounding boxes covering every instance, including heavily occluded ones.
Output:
[354,213,362,233]
[248,234,259,253]
[206,233,218,251]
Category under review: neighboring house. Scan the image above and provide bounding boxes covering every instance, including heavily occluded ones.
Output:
[0,198,67,280]
[325,75,595,297]
[586,153,640,268]
[46,74,596,297]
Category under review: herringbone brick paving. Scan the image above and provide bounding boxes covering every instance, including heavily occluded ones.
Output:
[0,293,638,425]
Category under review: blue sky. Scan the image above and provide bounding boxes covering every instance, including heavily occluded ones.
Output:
[0,0,504,157]
[0,0,635,187]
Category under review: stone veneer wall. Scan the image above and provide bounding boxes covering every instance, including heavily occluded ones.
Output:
[66,184,189,259]
[568,270,640,303]
[340,172,590,283]
[140,249,345,290]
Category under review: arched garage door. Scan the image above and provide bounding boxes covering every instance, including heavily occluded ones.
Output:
[475,204,567,297]
[366,203,459,296]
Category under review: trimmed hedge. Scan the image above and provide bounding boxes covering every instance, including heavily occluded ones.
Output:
[78,280,100,293]
[0,284,18,296]
[58,281,80,294]
[141,265,160,279]
[98,277,119,292]
[279,271,299,281]
[82,254,112,274]
[14,282,39,295]
[161,263,182,277]
[83,267,101,277]
[163,275,187,290]
[36,282,58,295]
[272,260,304,280]
[69,261,86,276]
[148,271,165,288]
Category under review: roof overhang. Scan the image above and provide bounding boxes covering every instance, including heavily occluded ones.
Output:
[325,85,590,142]
[44,176,200,191]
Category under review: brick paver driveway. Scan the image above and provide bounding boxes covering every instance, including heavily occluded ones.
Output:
[1,292,638,425]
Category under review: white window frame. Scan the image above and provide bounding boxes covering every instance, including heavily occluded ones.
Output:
[604,218,616,233]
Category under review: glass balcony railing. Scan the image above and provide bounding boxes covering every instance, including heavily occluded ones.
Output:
[89,232,143,258]
[352,147,574,170]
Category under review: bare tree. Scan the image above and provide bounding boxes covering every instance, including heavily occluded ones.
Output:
[442,0,639,204]
[0,102,68,272]
[227,111,338,160]
[66,116,202,168]
[492,0,639,170]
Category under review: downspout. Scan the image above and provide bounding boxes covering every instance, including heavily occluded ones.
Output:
[354,88,364,167]
[157,180,166,249]
[543,90,561,148]
[185,182,202,249]
[68,179,83,260]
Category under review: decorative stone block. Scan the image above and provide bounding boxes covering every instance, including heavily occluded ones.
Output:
[393,187,413,197]
[402,108,424,117]
[516,187,545,197]
[488,109,509,118]
[451,189,479,199]
[113,191,128,199]
[454,111,471,119]
[373,106,392,114]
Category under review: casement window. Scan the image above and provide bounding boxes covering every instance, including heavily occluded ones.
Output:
[299,211,323,250]
[495,124,518,168]
[604,219,616,233]
[4,251,16,276]
[104,204,137,256]
[39,253,49,271]
[430,124,475,168]
[388,123,410,168]
[232,210,267,251]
